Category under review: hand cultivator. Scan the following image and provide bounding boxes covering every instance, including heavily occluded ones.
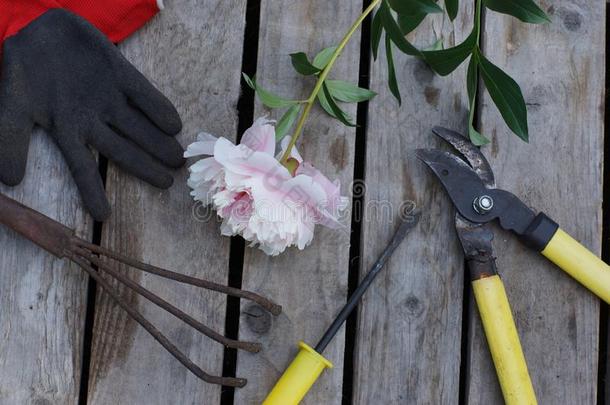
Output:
[0,192,281,388]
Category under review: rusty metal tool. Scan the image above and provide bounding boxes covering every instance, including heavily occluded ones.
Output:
[417,127,610,303]
[263,214,419,405]
[417,126,610,404]
[0,191,281,387]
[417,127,536,404]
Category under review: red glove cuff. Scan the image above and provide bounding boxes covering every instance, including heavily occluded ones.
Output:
[59,0,160,43]
[0,0,60,41]
[0,0,159,44]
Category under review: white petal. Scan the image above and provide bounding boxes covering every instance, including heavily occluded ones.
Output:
[278,136,303,162]
[240,117,277,155]
[184,132,218,157]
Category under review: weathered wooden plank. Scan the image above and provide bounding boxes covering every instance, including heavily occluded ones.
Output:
[466,2,604,403]
[352,6,474,404]
[0,131,91,404]
[234,1,361,403]
[86,1,246,403]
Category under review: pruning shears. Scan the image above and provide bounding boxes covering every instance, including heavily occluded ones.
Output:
[263,215,420,404]
[417,127,610,404]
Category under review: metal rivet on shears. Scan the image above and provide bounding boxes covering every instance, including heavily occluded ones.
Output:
[473,195,494,214]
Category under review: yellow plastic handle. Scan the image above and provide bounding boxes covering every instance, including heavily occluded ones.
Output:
[472,275,537,405]
[542,228,610,304]
[263,341,333,405]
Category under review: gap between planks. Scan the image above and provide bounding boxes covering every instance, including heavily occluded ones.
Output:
[220,0,261,403]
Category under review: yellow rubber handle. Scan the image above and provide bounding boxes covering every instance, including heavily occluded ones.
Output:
[472,275,537,405]
[542,228,610,304]
[263,341,333,405]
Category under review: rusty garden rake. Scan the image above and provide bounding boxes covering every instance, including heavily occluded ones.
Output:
[0,191,281,387]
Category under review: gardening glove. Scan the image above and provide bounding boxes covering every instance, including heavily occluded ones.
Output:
[0,9,184,221]
[0,0,161,46]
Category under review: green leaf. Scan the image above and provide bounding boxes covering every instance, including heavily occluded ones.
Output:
[445,0,459,20]
[483,0,550,24]
[275,105,301,141]
[388,0,443,15]
[313,46,338,70]
[371,9,383,60]
[289,52,321,75]
[380,1,421,56]
[326,80,377,103]
[242,74,300,109]
[242,73,256,90]
[466,54,478,106]
[466,55,489,145]
[397,12,426,34]
[423,38,444,51]
[387,0,419,15]
[421,28,476,75]
[318,83,356,126]
[478,53,529,141]
[469,125,489,145]
[385,34,401,104]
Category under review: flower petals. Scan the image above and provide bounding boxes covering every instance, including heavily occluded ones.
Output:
[279,136,303,162]
[186,117,348,256]
[184,132,217,157]
[241,117,277,155]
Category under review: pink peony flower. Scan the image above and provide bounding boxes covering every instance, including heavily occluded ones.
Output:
[185,117,349,256]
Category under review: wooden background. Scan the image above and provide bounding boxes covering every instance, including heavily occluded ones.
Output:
[0,0,605,404]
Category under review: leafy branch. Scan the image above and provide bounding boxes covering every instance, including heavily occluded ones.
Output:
[246,0,381,165]
[245,0,550,160]
[376,0,549,144]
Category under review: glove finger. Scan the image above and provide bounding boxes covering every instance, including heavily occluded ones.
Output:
[120,67,182,136]
[89,121,174,189]
[0,75,34,186]
[55,136,111,222]
[109,104,185,168]
[0,118,33,186]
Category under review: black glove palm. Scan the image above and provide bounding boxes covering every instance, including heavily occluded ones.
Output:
[0,9,184,221]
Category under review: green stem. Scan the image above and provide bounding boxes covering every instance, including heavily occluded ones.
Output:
[280,0,382,164]
[474,0,482,45]
[469,0,482,128]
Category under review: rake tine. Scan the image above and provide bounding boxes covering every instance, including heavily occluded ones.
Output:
[75,239,281,315]
[75,247,261,353]
[70,254,247,387]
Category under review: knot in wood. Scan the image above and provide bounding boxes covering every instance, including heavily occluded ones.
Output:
[243,304,272,335]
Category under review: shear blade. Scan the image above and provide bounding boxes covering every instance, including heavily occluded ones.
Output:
[415,148,536,233]
[415,148,489,208]
[431,126,495,187]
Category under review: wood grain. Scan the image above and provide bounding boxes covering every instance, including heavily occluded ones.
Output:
[352,4,474,404]
[85,1,246,403]
[465,1,604,403]
[0,130,91,404]
[234,1,361,404]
